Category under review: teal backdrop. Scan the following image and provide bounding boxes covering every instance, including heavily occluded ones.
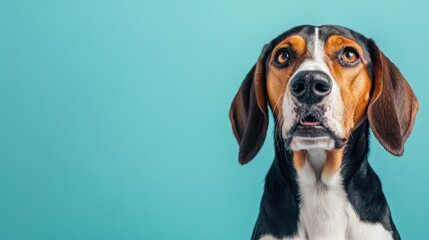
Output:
[0,0,428,239]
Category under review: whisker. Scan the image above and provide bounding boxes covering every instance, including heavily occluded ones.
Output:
[272,92,286,117]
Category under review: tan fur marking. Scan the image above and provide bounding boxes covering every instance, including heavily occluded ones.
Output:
[293,150,306,169]
[267,35,307,118]
[323,147,345,175]
[324,35,373,137]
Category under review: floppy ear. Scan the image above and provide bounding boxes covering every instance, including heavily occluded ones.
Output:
[367,40,419,156]
[229,45,271,164]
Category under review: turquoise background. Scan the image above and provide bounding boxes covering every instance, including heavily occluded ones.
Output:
[0,0,427,239]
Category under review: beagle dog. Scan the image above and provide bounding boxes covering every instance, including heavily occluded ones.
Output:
[229,25,418,240]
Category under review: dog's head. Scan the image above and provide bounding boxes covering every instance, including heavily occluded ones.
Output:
[230,25,418,165]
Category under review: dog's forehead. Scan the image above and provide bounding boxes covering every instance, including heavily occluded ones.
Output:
[270,25,369,52]
[267,25,372,75]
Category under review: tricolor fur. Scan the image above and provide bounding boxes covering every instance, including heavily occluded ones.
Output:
[229,25,418,240]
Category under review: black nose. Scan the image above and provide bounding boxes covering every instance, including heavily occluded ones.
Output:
[290,70,332,104]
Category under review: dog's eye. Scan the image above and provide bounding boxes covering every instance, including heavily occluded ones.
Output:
[343,51,357,62]
[340,47,360,65]
[274,49,291,67]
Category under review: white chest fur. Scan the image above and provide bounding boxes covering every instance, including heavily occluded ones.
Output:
[259,149,393,240]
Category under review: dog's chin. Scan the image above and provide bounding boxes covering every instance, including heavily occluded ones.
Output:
[289,125,335,151]
[290,136,335,151]
[285,122,347,151]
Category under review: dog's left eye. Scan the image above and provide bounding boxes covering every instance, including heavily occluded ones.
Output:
[340,47,360,65]
[274,49,291,67]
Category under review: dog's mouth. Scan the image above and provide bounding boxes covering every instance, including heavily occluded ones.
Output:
[294,114,328,138]
[299,114,321,126]
[285,113,347,150]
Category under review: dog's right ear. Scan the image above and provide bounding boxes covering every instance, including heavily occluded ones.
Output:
[229,45,272,165]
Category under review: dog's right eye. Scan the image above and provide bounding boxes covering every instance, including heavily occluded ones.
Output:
[274,49,291,67]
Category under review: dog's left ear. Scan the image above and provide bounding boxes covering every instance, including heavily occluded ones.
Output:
[229,44,272,165]
[367,40,419,156]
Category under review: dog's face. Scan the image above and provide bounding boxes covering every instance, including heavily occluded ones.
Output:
[230,25,418,166]
[267,27,372,151]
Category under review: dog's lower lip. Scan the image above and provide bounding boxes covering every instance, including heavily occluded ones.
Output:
[299,120,321,126]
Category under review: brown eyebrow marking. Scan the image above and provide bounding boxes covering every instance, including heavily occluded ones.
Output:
[271,35,307,61]
[324,35,366,64]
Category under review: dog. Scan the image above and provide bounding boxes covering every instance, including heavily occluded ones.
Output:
[229,25,418,240]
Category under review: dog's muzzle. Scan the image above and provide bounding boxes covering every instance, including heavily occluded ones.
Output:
[285,71,346,150]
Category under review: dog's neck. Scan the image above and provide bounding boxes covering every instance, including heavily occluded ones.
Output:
[273,119,370,186]
[304,148,326,181]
